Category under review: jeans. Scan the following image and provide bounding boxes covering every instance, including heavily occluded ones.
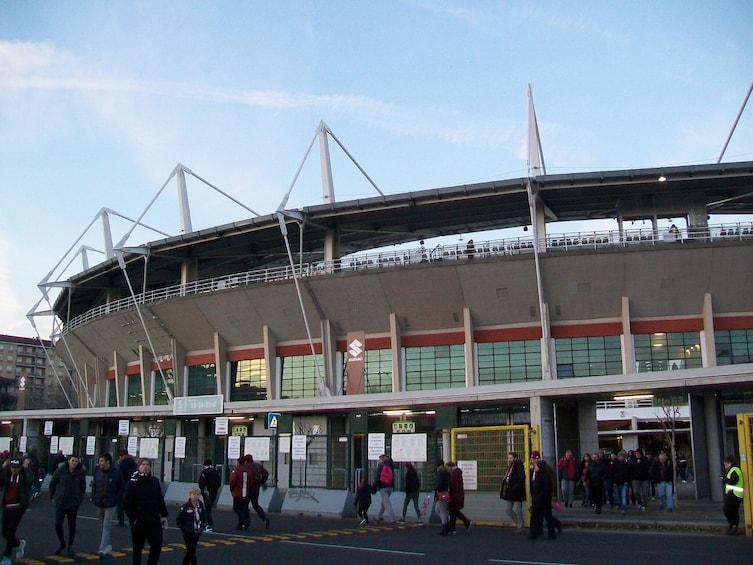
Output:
[233,497,251,528]
[376,487,396,522]
[502,499,524,529]
[560,479,575,506]
[434,499,449,529]
[657,481,674,510]
[613,482,629,512]
[631,479,648,508]
[97,506,117,552]
[401,490,421,521]
[202,492,217,527]
[1,506,24,558]
[181,533,200,565]
[54,507,78,547]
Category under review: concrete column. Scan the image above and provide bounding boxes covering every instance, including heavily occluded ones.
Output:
[214,332,227,397]
[113,352,126,407]
[389,313,402,393]
[531,397,555,462]
[138,345,153,406]
[263,326,278,400]
[463,307,475,387]
[171,338,186,397]
[621,297,635,373]
[701,293,716,367]
[578,400,599,456]
[321,319,337,395]
[702,393,724,502]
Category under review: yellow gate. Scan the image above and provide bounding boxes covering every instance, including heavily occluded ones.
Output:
[736,414,753,537]
[450,425,535,493]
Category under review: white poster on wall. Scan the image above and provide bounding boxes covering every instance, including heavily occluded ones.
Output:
[127,437,139,456]
[228,436,241,460]
[139,438,159,459]
[291,435,307,461]
[44,421,54,436]
[0,437,12,453]
[367,433,385,461]
[390,433,427,462]
[243,436,270,461]
[174,437,186,459]
[457,460,478,490]
[215,418,229,436]
[58,437,74,456]
[86,436,96,456]
[278,435,291,454]
[18,436,27,454]
[50,436,59,454]
[118,420,130,436]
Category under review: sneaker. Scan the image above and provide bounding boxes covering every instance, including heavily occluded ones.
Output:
[359,519,367,526]
[417,521,424,526]
[98,551,105,560]
[105,545,112,554]
[0,556,12,565]
[205,526,213,532]
[396,519,406,524]
[465,521,472,531]
[16,540,26,559]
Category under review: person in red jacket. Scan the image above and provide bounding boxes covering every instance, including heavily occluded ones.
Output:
[228,456,252,530]
[557,450,578,508]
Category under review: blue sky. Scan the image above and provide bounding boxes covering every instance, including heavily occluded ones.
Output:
[1,1,752,338]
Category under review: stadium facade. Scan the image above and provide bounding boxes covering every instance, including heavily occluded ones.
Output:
[9,122,753,507]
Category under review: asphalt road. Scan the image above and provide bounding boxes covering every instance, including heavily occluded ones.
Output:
[10,497,750,565]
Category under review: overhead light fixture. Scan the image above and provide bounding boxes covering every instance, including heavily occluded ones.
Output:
[614,394,654,401]
[383,409,411,417]
[658,175,667,182]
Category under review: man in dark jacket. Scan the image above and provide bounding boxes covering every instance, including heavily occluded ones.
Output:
[611,450,631,514]
[0,459,34,564]
[49,454,87,557]
[246,455,270,530]
[198,459,221,532]
[447,462,472,532]
[529,459,555,540]
[117,449,138,527]
[586,451,607,514]
[91,453,125,558]
[630,449,650,511]
[124,459,168,565]
[500,452,526,533]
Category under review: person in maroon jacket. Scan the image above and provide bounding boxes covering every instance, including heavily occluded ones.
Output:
[557,450,578,508]
[447,462,471,533]
[228,456,252,530]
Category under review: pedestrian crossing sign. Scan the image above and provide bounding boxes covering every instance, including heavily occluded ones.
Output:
[268,412,281,429]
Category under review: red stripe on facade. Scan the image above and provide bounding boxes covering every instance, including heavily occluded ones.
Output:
[401,332,465,347]
[185,352,216,366]
[227,347,265,362]
[631,318,702,334]
[550,322,623,338]
[151,360,173,371]
[106,369,115,381]
[474,327,542,342]
[276,343,323,356]
[713,316,753,331]
[125,364,140,375]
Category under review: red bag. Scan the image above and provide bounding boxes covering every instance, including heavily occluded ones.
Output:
[437,490,449,501]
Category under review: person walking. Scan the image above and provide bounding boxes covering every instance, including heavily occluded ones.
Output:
[198,459,221,532]
[49,454,86,557]
[371,454,397,524]
[229,455,252,530]
[529,459,555,540]
[124,459,168,565]
[353,477,372,526]
[0,458,34,565]
[117,449,138,527]
[500,452,526,533]
[447,461,471,532]
[91,453,125,558]
[434,461,451,536]
[722,455,744,535]
[612,450,631,515]
[398,463,422,525]
[245,455,270,530]
[176,487,206,565]
[630,450,650,511]
[656,452,674,512]
[586,451,607,514]
[556,450,578,508]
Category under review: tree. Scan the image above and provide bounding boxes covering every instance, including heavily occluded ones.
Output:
[654,395,683,509]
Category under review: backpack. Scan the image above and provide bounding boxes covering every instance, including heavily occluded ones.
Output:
[250,462,268,486]
[201,468,221,493]
[380,463,393,486]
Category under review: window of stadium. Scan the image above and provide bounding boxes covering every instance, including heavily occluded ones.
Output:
[280,354,323,399]
[405,345,465,390]
[187,363,217,396]
[715,329,753,365]
[153,368,174,406]
[634,332,702,372]
[230,359,267,401]
[127,373,142,406]
[555,336,622,379]
[478,340,543,383]
[344,349,392,394]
